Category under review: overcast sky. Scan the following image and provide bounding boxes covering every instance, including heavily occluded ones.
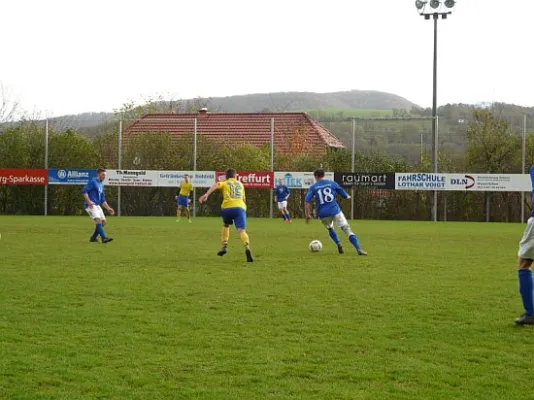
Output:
[1,0,531,116]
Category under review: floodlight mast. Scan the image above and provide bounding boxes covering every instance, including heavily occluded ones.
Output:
[415,0,456,222]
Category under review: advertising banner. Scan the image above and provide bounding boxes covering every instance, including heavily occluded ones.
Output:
[334,172,395,189]
[106,170,159,186]
[0,168,48,185]
[274,171,334,189]
[216,171,274,189]
[48,168,96,185]
[395,173,531,192]
[157,171,216,188]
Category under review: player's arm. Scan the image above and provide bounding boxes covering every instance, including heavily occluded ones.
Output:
[199,182,220,203]
[101,191,115,215]
[82,181,95,208]
[335,182,351,200]
[285,187,290,201]
[304,189,314,223]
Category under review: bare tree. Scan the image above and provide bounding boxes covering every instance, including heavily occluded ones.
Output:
[0,84,20,125]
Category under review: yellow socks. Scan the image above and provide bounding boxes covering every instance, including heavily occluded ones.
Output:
[239,231,250,249]
[221,227,230,246]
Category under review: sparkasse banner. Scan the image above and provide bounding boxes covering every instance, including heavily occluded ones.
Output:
[216,171,274,188]
[395,173,531,191]
[48,169,96,185]
[0,168,48,185]
[335,172,395,189]
[274,171,334,189]
[106,170,158,186]
[158,171,216,188]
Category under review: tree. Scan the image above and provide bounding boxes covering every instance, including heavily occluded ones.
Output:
[0,84,20,126]
[466,110,519,173]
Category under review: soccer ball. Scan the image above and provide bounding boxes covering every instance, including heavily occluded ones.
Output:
[309,240,323,252]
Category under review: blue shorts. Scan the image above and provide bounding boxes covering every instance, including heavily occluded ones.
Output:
[177,195,190,207]
[221,207,247,230]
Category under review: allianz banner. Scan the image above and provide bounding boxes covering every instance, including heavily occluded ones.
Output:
[334,172,395,189]
[48,169,96,185]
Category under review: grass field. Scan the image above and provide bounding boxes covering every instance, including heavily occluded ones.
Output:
[0,216,531,399]
[303,109,395,118]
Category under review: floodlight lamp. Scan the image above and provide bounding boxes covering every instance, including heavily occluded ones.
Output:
[415,0,426,10]
[444,0,455,8]
[430,0,441,9]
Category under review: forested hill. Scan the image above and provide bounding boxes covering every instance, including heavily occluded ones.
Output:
[45,90,417,128]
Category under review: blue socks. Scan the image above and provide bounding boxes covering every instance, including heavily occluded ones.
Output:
[328,228,340,245]
[285,212,291,220]
[349,234,361,251]
[519,269,534,316]
[96,223,107,239]
[282,214,287,221]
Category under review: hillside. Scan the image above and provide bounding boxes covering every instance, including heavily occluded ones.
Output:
[46,90,417,130]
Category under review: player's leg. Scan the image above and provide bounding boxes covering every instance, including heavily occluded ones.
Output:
[278,202,287,221]
[335,213,367,255]
[321,217,343,253]
[218,209,233,256]
[282,202,291,222]
[185,205,191,222]
[516,218,534,325]
[235,209,253,262]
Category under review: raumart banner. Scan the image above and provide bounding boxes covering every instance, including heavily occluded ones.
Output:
[395,173,531,192]
[157,171,216,188]
[48,169,96,185]
[334,172,395,189]
[274,171,334,189]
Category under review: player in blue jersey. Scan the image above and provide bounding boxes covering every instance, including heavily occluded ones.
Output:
[82,168,114,243]
[274,179,291,223]
[515,164,534,324]
[305,169,367,255]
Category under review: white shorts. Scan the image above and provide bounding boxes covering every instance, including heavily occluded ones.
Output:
[85,205,106,221]
[277,201,288,210]
[321,212,348,230]
[519,217,534,260]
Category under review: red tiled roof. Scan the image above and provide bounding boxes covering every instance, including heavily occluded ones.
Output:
[125,112,344,155]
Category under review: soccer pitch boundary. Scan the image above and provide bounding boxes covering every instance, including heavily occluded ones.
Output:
[0,216,531,399]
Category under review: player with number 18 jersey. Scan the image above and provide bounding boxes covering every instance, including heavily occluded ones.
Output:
[305,169,367,256]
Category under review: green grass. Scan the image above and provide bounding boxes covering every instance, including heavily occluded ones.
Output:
[0,216,530,399]
[304,109,398,118]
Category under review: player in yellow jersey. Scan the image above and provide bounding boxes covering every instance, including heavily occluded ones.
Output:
[175,174,193,223]
[199,168,253,262]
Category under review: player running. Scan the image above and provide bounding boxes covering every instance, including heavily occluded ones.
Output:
[82,168,114,243]
[199,168,254,262]
[304,168,367,256]
[275,178,291,223]
[176,174,193,223]
[515,164,534,325]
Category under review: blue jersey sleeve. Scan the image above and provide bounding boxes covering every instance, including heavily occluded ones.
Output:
[304,187,314,203]
[334,182,350,199]
[82,179,94,194]
[101,187,106,203]
[530,164,534,192]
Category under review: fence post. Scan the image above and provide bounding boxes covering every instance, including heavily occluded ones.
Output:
[521,114,527,223]
[117,118,122,217]
[193,118,197,217]
[351,118,355,220]
[269,118,274,219]
[432,116,439,222]
[44,119,49,216]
